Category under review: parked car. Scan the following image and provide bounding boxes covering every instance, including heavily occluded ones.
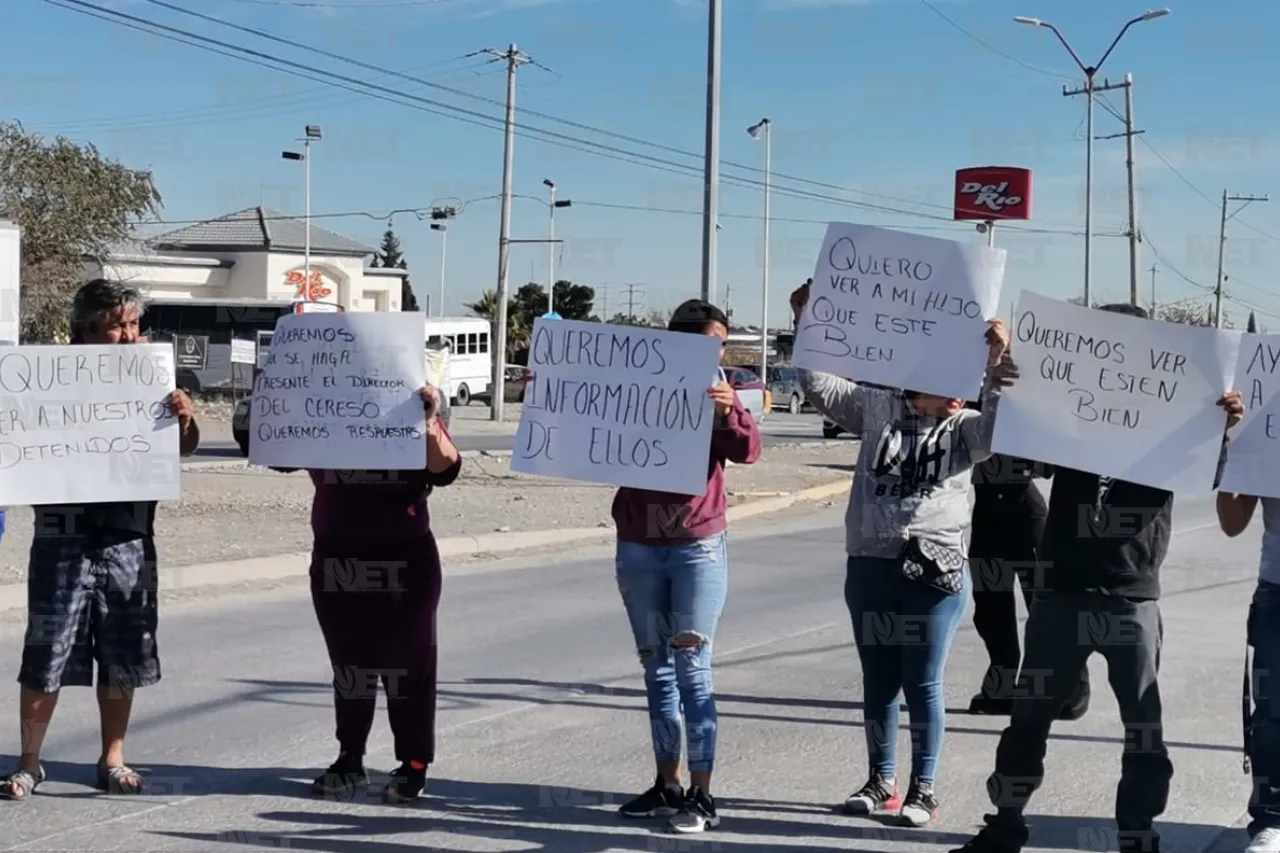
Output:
[723,366,768,424]
[767,364,809,414]
[231,366,453,458]
[477,363,532,404]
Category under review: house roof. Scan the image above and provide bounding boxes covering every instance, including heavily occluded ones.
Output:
[149,207,374,256]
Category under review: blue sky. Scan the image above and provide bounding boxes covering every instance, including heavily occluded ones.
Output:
[6,0,1280,329]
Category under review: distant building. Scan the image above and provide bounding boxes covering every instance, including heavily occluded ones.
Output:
[80,207,407,393]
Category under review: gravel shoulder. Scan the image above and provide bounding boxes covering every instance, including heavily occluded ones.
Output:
[0,441,857,587]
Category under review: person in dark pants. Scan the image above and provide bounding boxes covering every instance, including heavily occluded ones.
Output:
[967,450,1090,720]
[950,304,1245,853]
[1,278,201,801]
[279,385,461,805]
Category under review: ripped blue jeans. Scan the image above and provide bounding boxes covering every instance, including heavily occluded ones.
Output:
[616,533,728,773]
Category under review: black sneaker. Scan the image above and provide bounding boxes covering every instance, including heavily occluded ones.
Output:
[969,693,1015,715]
[899,780,939,827]
[382,761,427,805]
[1117,829,1161,853]
[618,775,683,818]
[948,815,1028,853]
[311,753,369,800]
[668,786,719,834]
[842,774,901,815]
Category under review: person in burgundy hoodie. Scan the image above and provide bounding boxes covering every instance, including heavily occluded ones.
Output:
[611,299,762,835]
[275,384,461,805]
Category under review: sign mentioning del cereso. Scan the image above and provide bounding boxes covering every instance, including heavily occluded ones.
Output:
[953,166,1033,221]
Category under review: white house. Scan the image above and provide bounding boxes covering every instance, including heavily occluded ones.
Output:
[79,207,410,392]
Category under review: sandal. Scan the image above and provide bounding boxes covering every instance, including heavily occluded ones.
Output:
[96,762,143,795]
[0,766,45,801]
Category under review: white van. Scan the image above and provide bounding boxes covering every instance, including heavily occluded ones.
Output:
[425,316,492,406]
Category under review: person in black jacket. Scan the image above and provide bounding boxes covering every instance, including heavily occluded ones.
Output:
[950,303,1246,853]
[967,450,1094,718]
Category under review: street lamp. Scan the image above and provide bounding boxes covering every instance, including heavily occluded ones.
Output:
[281,124,322,291]
[542,179,573,316]
[747,118,772,387]
[430,206,457,317]
[1014,9,1168,306]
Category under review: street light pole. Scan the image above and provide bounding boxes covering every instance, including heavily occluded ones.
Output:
[282,124,322,298]
[544,179,556,315]
[748,118,772,388]
[1014,9,1169,306]
[429,205,456,317]
[700,0,722,305]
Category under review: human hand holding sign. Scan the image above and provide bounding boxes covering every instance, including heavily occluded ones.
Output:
[708,381,736,418]
[789,281,811,324]
[985,318,1010,366]
[1219,389,1245,427]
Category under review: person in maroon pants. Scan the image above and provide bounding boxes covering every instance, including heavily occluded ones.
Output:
[278,385,461,805]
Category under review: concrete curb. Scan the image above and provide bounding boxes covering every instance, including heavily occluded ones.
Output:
[0,478,850,611]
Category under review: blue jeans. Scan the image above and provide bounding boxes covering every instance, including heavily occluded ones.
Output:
[846,555,971,784]
[1250,579,1280,834]
[616,533,728,774]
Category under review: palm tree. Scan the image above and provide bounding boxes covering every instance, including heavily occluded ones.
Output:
[466,290,529,359]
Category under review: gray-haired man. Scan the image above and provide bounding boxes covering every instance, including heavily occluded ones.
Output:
[0,279,200,800]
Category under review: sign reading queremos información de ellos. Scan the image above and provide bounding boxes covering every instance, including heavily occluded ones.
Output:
[792,222,1006,401]
[0,344,182,505]
[248,311,428,471]
[510,318,722,496]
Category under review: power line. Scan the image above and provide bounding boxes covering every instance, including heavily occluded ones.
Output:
[40,0,1094,232]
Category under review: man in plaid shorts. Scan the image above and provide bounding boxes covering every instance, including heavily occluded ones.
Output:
[0,279,201,800]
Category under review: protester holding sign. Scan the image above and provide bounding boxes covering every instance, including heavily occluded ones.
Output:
[790,280,1013,828]
[610,299,760,835]
[1,279,200,801]
[950,303,1245,853]
[1215,443,1280,853]
[275,384,461,805]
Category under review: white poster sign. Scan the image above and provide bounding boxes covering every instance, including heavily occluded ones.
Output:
[0,221,20,345]
[230,338,256,365]
[992,290,1241,492]
[248,312,428,470]
[1220,333,1280,497]
[792,222,1005,400]
[511,318,721,496]
[0,344,179,505]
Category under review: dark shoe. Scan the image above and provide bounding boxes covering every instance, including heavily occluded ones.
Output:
[618,774,683,818]
[948,814,1029,853]
[311,753,369,800]
[842,773,901,815]
[1057,696,1090,721]
[382,761,427,804]
[668,786,719,834]
[899,780,938,827]
[969,693,1015,715]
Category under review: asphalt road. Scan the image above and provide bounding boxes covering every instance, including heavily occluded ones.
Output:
[192,412,846,462]
[0,492,1259,852]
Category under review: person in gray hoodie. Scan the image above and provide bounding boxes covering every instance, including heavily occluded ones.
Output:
[789,281,1015,828]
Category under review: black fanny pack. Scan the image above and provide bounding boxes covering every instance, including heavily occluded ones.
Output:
[899,536,966,595]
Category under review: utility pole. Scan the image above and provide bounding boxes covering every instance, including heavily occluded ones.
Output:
[1065,76,1127,307]
[1215,190,1270,328]
[598,284,608,321]
[485,43,529,423]
[700,0,722,305]
[1149,263,1158,318]
[623,283,645,324]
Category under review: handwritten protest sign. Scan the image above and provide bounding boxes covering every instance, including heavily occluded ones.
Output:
[0,221,19,344]
[0,344,179,504]
[1220,333,1280,497]
[511,318,721,495]
[991,291,1240,492]
[248,312,427,470]
[793,222,1005,400]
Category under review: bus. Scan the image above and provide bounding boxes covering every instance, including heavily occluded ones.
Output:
[425,316,492,406]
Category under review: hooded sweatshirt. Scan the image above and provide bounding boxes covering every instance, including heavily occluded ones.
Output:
[798,369,1001,559]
